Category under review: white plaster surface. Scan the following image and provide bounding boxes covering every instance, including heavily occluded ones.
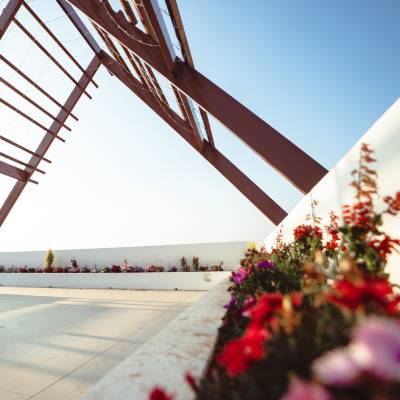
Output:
[0,287,204,400]
[264,98,400,283]
[0,271,230,290]
[0,241,250,270]
[83,279,231,400]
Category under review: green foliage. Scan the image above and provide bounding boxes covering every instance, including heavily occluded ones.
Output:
[45,249,54,268]
[194,144,400,400]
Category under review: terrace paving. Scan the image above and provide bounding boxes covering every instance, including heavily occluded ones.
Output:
[0,287,204,400]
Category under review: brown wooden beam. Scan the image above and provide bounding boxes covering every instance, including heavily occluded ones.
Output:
[56,0,102,55]
[119,0,138,26]
[0,56,101,227]
[139,0,203,149]
[0,159,29,182]
[0,0,23,40]
[140,0,176,69]
[65,0,327,193]
[164,0,214,146]
[99,51,287,224]
[164,0,193,65]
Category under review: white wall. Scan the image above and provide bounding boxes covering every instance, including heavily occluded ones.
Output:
[264,98,400,283]
[0,271,230,291]
[0,241,250,270]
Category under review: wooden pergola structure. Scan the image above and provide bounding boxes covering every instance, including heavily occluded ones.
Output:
[0,0,327,227]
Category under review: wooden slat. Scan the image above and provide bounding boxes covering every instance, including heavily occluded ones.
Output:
[0,77,72,131]
[0,56,101,226]
[14,18,92,99]
[0,135,51,163]
[0,98,66,142]
[0,151,45,174]
[22,2,98,88]
[0,55,79,121]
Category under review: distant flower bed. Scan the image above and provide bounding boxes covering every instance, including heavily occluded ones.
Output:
[0,257,224,274]
[149,144,400,400]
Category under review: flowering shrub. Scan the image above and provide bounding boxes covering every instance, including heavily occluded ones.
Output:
[148,144,400,400]
[0,257,223,273]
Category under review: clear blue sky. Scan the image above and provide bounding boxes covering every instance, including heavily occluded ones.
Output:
[0,0,399,251]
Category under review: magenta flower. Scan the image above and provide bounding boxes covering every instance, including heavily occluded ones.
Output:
[313,317,400,386]
[282,377,331,400]
[232,267,247,285]
[257,260,274,269]
[224,296,237,309]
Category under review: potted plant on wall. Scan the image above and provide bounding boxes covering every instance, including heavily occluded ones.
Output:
[44,249,54,273]
[180,256,191,272]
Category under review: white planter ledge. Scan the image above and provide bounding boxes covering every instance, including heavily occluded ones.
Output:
[0,271,230,291]
[82,278,230,400]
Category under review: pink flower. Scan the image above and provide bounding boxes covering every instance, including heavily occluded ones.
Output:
[313,317,400,386]
[352,317,400,381]
[282,377,331,400]
[312,345,360,385]
[232,267,247,285]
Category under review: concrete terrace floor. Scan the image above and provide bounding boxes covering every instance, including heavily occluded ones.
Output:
[0,287,204,400]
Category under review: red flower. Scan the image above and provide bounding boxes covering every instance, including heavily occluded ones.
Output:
[384,192,400,216]
[327,278,400,313]
[217,327,269,376]
[149,387,174,400]
[342,202,375,230]
[184,372,197,391]
[245,293,283,326]
[294,224,323,241]
[368,235,400,262]
[325,212,339,250]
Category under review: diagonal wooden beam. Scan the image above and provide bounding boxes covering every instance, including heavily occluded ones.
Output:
[56,0,101,55]
[65,0,327,193]
[119,0,137,26]
[139,0,204,149]
[0,55,101,227]
[164,0,214,146]
[0,0,23,40]
[164,0,193,65]
[0,159,29,182]
[99,51,287,224]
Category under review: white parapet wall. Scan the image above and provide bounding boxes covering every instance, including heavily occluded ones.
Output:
[0,241,251,270]
[0,271,230,291]
[82,279,231,400]
[264,98,400,283]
